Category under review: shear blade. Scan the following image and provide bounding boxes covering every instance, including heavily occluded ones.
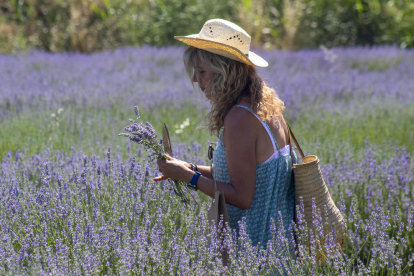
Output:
[162,123,173,156]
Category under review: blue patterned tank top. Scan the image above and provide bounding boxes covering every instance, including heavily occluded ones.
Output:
[213,105,296,248]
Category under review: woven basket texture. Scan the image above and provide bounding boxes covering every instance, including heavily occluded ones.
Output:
[293,155,345,263]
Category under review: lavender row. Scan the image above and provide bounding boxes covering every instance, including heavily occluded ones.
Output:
[323,147,413,214]
[1,46,413,119]
[1,145,413,274]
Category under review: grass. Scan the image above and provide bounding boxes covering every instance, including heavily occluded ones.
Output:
[0,103,208,161]
[1,98,412,164]
[291,100,414,163]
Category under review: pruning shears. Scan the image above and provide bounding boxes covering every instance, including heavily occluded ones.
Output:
[162,123,173,156]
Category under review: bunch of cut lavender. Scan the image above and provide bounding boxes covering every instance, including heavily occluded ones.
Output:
[119,106,193,205]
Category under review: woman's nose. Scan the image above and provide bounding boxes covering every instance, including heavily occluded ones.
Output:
[192,72,198,83]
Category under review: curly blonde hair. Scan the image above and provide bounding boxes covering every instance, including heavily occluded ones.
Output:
[183,46,285,137]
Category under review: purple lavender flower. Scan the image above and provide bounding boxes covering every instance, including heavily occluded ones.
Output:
[119,107,193,205]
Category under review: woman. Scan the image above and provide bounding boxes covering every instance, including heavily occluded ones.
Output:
[154,19,296,248]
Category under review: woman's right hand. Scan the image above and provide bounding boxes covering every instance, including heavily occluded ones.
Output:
[153,155,193,183]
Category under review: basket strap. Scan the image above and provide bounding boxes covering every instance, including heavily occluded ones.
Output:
[286,122,305,165]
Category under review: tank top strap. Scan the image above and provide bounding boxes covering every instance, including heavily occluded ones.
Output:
[262,122,281,152]
[232,105,281,155]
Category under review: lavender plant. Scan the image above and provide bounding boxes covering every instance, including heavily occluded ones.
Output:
[0,147,412,274]
[118,106,193,205]
[1,46,414,274]
[1,46,413,158]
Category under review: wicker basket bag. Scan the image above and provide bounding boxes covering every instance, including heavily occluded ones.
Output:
[288,125,345,263]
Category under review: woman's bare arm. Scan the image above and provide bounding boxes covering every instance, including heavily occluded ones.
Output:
[194,165,213,179]
[154,108,258,210]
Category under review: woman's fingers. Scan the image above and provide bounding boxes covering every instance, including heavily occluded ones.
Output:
[157,158,166,172]
[157,155,175,172]
[153,175,167,181]
[155,156,189,182]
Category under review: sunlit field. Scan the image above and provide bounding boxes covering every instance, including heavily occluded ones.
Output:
[0,46,413,274]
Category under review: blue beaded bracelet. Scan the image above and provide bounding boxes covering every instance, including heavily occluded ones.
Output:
[187,171,201,191]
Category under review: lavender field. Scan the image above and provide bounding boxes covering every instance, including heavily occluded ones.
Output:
[0,46,413,275]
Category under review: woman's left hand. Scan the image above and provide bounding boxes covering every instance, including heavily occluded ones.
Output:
[153,155,193,182]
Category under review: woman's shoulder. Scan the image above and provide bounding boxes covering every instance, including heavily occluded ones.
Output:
[224,105,260,132]
[222,105,260,152]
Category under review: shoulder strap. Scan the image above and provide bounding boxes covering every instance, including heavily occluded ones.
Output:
[233,105,259,120]
[286,122,305,165]
[233,105,281,154]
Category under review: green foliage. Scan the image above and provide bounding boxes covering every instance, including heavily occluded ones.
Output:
[0,0,238,52]
[295,0,414,49]
[1,0,413,52]
[114,0,237,46]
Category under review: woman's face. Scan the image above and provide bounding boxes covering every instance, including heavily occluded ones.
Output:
[192,63,214,97]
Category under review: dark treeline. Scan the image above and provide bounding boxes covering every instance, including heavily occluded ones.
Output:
[0,0,413,53]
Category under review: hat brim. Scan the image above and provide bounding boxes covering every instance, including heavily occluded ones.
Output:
[174,35,268,67]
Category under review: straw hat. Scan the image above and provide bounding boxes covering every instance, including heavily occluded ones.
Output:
[174,19,268,67]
